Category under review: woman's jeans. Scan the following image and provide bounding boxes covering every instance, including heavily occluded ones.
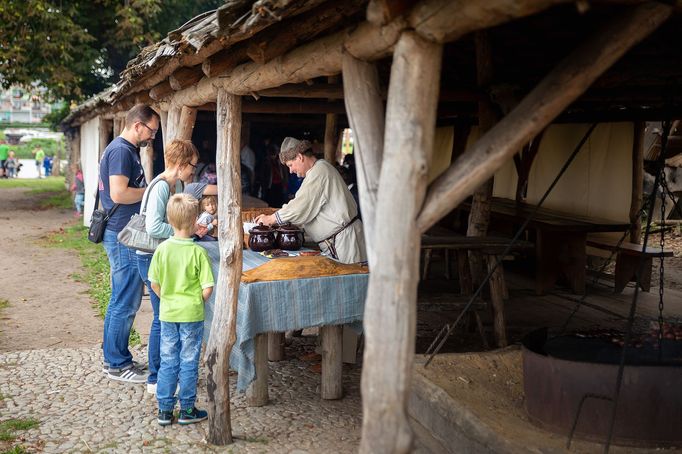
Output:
[157,321,203,411]
[136,253,161,384]
[102,229,143,369]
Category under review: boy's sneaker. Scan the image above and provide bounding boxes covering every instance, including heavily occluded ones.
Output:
[102,360,147,374]
[147,383,157,395]
[178,407,208,425]
[157,410,173,426]
[107,364,147,384]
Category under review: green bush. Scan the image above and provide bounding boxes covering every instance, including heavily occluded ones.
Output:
[6,138,60,159]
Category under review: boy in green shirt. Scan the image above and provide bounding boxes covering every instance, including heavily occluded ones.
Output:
[34,146,45,178]
[149,193,214,426]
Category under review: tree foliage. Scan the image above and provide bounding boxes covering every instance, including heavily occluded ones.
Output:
[0,0,223,102]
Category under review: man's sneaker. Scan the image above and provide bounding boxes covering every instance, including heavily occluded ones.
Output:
[147,383,157,395]
[178,407,208,425]
[157,410,173,426]
[102,360,148,374]
[107,365,147,384]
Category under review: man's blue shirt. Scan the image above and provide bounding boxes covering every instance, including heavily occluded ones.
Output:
[98,136,146,233]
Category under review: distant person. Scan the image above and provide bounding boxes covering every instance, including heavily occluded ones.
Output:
[33,146,45,178]
[0,140,8,178]
[5,151,18,179]
[148,193,214,426]
[100,103,159,384]
[71,167,85,216]
[43,155,53,177]
[195,195,218,241]
[240,129,256,194]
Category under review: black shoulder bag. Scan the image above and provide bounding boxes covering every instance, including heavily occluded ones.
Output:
[88,188,120,244]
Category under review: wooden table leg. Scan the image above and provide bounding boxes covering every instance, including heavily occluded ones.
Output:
[320,325,343,400]
[268,332,285,361]
[486,256,507,347]
[536,230,586,294]
[246,333,269,406]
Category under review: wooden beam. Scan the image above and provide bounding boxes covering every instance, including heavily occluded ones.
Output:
[367,0,416,25]
[149,81,174,101]
[242,99,346,114]
[360,31,442,454]
[169,66,204,91]
[630,121,645,244]
[416,2,673,234]
[256,83,345,99]
[165,106,181,145]
[202,46,249,78]
[342,54,385,267]
[204,89,243,445]
[324,75,340,163]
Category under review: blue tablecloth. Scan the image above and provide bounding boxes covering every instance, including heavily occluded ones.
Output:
[199,242,368,391]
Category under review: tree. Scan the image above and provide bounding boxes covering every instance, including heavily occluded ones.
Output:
[0,0,223,101]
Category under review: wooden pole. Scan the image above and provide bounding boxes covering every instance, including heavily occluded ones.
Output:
[204,89,243,445]
[140,145,154,183]
[341,54,385,267]
[360,31,442,454]
[98,118,111,160]
[467,31,497,286]
[417,2,672,233]
[246,333,269,406]
[324,75,340,164]
[630,121,645,244]
[178,106,198,141]
[267,332,285,361]
[320,325,343,399]
[159,110,168,150]
[165,106,181,145]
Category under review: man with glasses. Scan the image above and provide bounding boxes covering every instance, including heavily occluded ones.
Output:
[99,104,160,383]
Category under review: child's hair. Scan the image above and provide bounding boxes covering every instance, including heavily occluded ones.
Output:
[166,193,199,231]
[200,195,217,212]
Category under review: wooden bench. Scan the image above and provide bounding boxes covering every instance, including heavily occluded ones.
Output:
[586,235,674,293]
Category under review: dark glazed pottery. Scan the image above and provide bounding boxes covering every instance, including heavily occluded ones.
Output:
[248,223,277,252]
[276,224,304,251]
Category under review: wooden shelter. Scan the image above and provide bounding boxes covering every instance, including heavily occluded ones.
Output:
[62,0,682,451]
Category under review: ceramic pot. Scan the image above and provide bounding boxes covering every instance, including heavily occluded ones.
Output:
[276,224,304,251]
[248,223,277,252]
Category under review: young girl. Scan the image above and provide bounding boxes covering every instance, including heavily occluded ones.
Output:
[196,195,218,240]
[71,168,85,216]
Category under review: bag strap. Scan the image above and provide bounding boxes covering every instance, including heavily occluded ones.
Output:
[92,178,120,220]
[140,176,167,215]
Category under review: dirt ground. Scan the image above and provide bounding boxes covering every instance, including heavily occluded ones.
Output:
[0,187,103,352]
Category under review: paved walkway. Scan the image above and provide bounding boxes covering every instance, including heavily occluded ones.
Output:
[0,338,363,453]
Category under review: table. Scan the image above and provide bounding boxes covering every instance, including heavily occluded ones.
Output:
[199,242,368,405]
[474,198,630,294]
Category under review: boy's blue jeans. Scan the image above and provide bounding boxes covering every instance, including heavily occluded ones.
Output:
[102,229,143,369]
[157,321,203,411]
[136,253,161,385]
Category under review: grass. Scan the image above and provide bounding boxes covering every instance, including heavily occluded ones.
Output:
[0,299,8,311]
[44,225,140,346]
[3,138,60,160]
[0,177,72,210]
[0,419,39,443]
[2,446,28,454]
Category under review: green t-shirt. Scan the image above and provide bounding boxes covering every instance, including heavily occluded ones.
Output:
[0,144,8,160]
[148,237,214,323]
[35,149,45,162]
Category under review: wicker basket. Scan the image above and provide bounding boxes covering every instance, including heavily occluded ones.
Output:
[242,207,278,249]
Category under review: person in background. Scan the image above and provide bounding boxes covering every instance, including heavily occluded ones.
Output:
[240,129,256,195]
[5,151,18,179]
[71,167,85,216]
[0,140,8,178]
[34,146,45,178]
[100,104,159,384]
[149,193,214,426]
[43,154,53,177]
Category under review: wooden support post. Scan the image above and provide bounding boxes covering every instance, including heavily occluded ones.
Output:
[486,256,508,347]
[178,106,198,141]
[320,325,343,400]
[417,3,672,233]
[165,106,181,145]
[360,31,442,454]
[246,333,269,407]
[267,332,285,361]
[204,90,243,445]
[630,121,645,244]
[342,54,385,266]
[98,118,112,160]
[159,110,168,149]
[140,145,154,183]
[467,31,497,286]
[323,75,339,164]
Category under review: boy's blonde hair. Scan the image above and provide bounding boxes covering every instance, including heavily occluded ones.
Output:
[200,195,218,212]
[166,193,199,231]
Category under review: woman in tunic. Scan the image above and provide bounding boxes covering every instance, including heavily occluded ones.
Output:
[255,137,366,264]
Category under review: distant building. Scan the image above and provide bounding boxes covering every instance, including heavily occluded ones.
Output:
[0,86,53,123]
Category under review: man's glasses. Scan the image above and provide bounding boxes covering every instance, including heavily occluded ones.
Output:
[139,122,158,136]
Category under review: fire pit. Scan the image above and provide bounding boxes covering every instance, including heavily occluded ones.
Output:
[522,328,682,447]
